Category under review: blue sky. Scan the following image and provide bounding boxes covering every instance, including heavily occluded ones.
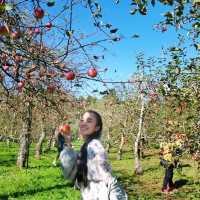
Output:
[72,1,181,81]
[98,1,179,79]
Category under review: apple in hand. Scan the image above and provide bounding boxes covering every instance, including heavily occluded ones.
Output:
[60,124,71,135]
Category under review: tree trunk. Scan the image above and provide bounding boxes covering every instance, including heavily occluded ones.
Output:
[44,128,56,153]
[35,116,46,159]
[138,139,145,159]
[134,92,144,175]
[52,127,59,147]
[16,101,32,168]
[106,127,111,153]
[117,132,125,160]
[11,112,17,135]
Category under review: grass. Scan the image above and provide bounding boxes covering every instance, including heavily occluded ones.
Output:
[0,142,80,200]
[0,142,200,200]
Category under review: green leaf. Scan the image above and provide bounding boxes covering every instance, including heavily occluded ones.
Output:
[130,8,137,15]
[131,34,140,38]
[5,3,13,11]
[0,4,5,12]
[139,6,147,15]
[164,11,173,19]
[66,30,74,37]
[112,37,120,41]
[151,0,156,6]
[192,22,200,28]
[194,43,200,50]
[110,28,118,33]
[93,55,99,59]
[47,0,55,7]
[105,23,112,28]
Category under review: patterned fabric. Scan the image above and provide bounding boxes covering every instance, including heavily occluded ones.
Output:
[160,142,174,162]
[160,140,185,163]
[60,147,78,181]
[80,139,128,200]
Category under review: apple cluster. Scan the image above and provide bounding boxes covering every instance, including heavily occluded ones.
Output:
[65,68,98,80]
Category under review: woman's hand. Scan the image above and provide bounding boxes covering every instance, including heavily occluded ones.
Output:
[63,133,72,147]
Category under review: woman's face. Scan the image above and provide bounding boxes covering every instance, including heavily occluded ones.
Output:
[79,112,99,139]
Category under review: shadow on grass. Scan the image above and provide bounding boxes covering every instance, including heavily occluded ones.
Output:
[144,166,159,173]
[0,156,16,167]
[174,179,188,189]
[0,182,74,199]
[0,196,8,200]
[181,164,191,168]
[114,169,138,194]
[114,169,163,200]
[141,154,154,159]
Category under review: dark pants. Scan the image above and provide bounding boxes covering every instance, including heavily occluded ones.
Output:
[163,164,174,189]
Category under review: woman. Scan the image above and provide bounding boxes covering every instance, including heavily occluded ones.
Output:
[159,141,175,193]
[76,110,127,200]
[160,133,187,193]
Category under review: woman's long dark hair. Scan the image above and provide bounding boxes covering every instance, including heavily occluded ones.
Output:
[76,110,103,187]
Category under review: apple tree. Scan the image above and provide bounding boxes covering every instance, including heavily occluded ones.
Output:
[0,0,118,168]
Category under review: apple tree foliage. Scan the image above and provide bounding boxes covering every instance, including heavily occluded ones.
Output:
[0,0,120,167]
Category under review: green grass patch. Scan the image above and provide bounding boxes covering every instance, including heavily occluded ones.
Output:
[0,142,199,199]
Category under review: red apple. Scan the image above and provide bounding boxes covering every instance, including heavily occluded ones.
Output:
[34,7,44,19]
[34,28,40,34]
[65,71,75,80]
[45,22,52,30]
[88,67,97,77]
[61,124,71,134]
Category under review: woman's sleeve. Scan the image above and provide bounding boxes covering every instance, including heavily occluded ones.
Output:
[87,140,112,182]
